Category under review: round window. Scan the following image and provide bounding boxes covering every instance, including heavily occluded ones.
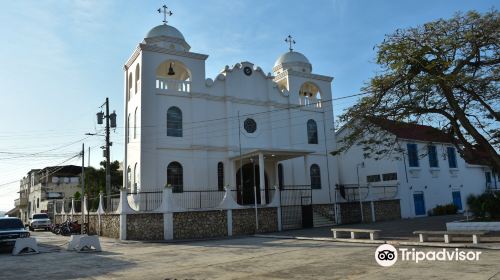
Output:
[244,118,257,133]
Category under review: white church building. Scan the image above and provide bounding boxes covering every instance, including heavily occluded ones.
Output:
[123,14,338,222]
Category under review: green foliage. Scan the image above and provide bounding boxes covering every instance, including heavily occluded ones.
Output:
[429,203,457,216]
[336,10,500,170]
[83,160,123,199]
[467,192,500,219]
[73,191,81,201]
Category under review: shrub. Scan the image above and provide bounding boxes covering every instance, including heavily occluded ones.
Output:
[430,203,457,216]
[467,192,500,219]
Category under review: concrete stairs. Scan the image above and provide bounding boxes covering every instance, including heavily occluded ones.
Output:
[313,211,335,228]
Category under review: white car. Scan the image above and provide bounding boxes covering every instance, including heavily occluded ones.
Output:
[29,213,51,231]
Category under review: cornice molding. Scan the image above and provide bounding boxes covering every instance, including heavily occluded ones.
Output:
[141,44,209,60]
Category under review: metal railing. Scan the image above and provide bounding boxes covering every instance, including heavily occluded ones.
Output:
[103,194,120,213]
[173,189,225,210]
[87,196,100,212]
[127,190,163,211]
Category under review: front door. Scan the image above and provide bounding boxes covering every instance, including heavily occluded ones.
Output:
[413,193,426,216]
[452,191,462,210]
[236,163,269,205]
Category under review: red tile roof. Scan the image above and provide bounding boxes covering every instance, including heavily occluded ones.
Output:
[369,118,452,143]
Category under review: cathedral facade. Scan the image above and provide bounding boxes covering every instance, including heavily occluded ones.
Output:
[123,20,337,210]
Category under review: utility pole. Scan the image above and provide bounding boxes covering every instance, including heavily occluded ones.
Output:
[105,97,111,207]
[96,98,117,209]
[81,143,85,234]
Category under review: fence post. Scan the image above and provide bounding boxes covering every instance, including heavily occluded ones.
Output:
[71,198,75,220]
[267,186,282,231]
[97,193,104,236]
[118,189,128,240]
[162,188,174,240]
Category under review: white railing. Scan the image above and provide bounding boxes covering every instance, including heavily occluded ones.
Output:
[156,78,191,93]
[299,97,322,108]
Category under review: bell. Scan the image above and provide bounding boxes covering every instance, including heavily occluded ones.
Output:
[168,63,175,76]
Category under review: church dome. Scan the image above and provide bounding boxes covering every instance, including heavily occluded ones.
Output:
[146,24,185,40]
[273,50,312,74]
[274,51,310,68]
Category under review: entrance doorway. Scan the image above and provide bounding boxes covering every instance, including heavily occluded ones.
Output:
[413,193,426,216]
[236,163,269,205]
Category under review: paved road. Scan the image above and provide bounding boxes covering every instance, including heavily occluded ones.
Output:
[0,231,499,280]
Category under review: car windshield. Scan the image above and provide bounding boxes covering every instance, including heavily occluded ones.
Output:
[33,214,49,219]
[0,219,24,230]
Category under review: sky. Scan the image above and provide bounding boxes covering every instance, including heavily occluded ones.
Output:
[0,0,496,211]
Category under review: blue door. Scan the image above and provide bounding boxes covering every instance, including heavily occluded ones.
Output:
[452,191,462,210]
[413,193,426,216]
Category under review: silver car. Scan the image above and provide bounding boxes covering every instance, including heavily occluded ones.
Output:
[29,213,51,231]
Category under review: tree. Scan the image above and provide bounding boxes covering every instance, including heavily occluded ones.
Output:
[80,160,123,199]
[336,10,500,170]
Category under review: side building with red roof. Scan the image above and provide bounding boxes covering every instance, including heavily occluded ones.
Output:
[335,119,498,220]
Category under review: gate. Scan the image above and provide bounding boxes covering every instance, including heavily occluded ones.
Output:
[280,186,313,230]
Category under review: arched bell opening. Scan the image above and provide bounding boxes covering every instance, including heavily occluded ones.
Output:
[299,82,322,108]
[155,60,192,92]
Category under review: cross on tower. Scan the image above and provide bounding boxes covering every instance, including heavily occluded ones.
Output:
[157,5,173,25]
[285,35,296,52]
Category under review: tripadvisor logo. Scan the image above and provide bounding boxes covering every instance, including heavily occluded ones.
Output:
[375,244,482,267]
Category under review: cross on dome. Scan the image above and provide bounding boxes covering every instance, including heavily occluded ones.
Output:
[285,35,296,52]
[157,4,173,25]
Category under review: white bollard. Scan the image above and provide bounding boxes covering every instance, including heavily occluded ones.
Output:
[12,238,39,255]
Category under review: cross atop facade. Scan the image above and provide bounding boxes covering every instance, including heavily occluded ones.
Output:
[157,5,173,25]
[285,35,296,52]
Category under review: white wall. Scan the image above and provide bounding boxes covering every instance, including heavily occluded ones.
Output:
[336,128,491,218]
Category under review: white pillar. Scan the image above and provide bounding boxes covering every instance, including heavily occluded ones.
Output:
[164,213,173,240]
[227,209,233,236]
[258,153,266,204]
[120,214,127,240]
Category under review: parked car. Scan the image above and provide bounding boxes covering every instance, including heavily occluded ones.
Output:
[0,217,30,248]
[29,213,51,231]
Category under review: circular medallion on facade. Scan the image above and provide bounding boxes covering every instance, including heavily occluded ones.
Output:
[243,66,253,76]
[244,118,257,133]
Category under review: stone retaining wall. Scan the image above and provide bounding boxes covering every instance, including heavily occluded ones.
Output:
[53,213,118,238]
[313,204,336,220]
[374,200,401,221]
[127,213,163,240]
[339,199,401,224]
[173,210,227,240]
[232,207,278,235]
[339,201,373,224]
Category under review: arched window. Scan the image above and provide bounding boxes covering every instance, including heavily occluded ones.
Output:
[128,73,133,100]
[135,64,140,93]
[307,119,318,144]
[310,164,321,189]
[127,166,131,191]
[217,162,224,191]
[278,163,284,189]
[127,113,131,143]
[134,107,138,139]
[167,106,182,137]
[133,163,138,193]
[167,162,183,193]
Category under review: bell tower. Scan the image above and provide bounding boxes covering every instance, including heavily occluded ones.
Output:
[123,6,208,193]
